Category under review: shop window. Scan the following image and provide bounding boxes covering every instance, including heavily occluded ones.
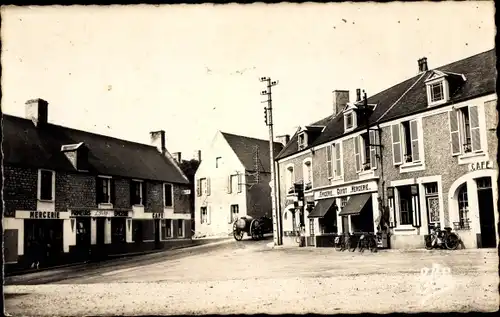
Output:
[133,220,155,242]
[131,180,143,205]
[398,186,413,225]
[161,219,172,239]
[164,183,173,207]
[177,220,184,237]
[457,185,470,230]
[111,218,126,243]
[231,204,239,222]
[425,182,440,224]
[39,169,54,201]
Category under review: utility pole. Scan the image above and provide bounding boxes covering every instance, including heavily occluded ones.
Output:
[260,76,282,246]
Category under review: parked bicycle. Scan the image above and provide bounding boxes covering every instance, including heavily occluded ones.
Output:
[357,232,378,253]
[425,224,460,250]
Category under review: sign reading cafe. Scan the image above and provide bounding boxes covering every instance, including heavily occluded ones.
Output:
[315,181,376,200]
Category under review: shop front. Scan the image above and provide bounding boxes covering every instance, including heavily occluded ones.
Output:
[310,179,379,248]
[88,209,132,257]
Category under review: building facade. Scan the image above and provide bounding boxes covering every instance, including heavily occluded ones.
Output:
[3,99,193,270]
[276,49,498,249]
[194,131,283,237]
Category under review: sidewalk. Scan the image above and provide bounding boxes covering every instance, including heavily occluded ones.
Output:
[5,238,233,284]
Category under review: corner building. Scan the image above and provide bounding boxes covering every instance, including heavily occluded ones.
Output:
[275,49,497,249]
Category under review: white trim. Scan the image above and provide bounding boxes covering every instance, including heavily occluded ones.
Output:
[163,183,174,208]
[37,169,56,202]
[132,179,144,182]
[97,175,112,179]
[390,178,415,187]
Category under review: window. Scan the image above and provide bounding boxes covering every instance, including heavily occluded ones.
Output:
[425,182,440,224]
[131,180,143,205]
[340,197,348,208]
[229,174,240,193]
[397,186,413,225]
[449,105,481,155]
[231,204,239,222]
[200,207,208,224]
[392,120,421,165]
[430,82,444,103]
[476,177,492,189]
[361,133,370,170]
[216,157,222,168]
[327,143,342,179]
[298,132,307,150]
[326,145,333,179]
[457,185,470,230]
[39,170,54,201]
[286,166,295,193]
[197,178,210,196]
[309,219,315,237]
[177,219,184,237]
[97,177,111,204]
[355,133,372,172]
[111,218,126,243]
[303,160,312,190]
[161,219,172,239]
[164,183,173,207]
[345,113,353,129]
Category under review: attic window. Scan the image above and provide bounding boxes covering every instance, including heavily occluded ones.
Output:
[345,113,353,129]
[298,132,307,150]
[430,82,444,103]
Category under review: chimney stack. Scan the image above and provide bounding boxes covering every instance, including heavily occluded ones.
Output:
[195,150,202,162]
[150,130,166,155]
[172,152,182,163]
[25,99,48,127]
[356,89,361,102]
[418,57,428,73]
[276,134,290,147]
[332,90,350,116]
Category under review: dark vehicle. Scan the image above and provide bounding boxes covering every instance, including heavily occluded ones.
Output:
[425,224,461,250]
[232,216,273,241]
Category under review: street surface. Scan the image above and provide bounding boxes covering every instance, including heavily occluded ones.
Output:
[4,237,499,315]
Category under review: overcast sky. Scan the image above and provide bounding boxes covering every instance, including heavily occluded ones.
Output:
[1,3,495,160]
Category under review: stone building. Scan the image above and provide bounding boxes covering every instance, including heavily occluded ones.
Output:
[3,98,192,271]
[275,49,497,249]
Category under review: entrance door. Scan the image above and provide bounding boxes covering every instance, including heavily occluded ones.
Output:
[341,216,349,234]
[477,177,496,248]
[95,218,106,245]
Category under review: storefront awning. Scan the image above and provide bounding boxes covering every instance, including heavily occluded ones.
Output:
[308,198,336,218]
[338,193,372,216]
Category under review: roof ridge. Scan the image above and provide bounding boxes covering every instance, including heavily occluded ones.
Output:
[221,131,282,145]
[3,113,158,150]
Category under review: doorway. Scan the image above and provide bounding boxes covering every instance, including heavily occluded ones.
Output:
[477,177,496,248]
[95,218,106,245]
[154,219,161,249]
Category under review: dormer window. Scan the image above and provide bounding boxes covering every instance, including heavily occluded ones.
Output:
[61,142,89,171]
[345,113,353,129]
[298,132,308,150]
[430,82,444,103]
[425,70,456,107]
[343,107,357,132]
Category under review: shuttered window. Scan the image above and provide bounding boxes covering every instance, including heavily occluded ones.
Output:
[334,143,342,177]
[449,105,482,156]
[391,124,402,165]
[326,145,333,178]
[354,136,361,172]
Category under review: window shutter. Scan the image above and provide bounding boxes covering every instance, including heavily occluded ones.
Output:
[391,124,402,165]
[354,136,361,172]
[469,106,481,152]
[196,179,201,197]
[409,120,420,162]
[96,178,102,205]
[237,173,242,193]
[110,179,116,205]
[335,143,342,177]
[326,145,333,178]
[369,130,377,169]
[448,110,461,155]
[227,176,232,194]
[206,178,211,196]
[207,206,211,225]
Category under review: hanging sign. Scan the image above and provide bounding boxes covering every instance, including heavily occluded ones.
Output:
[468,160,493,172]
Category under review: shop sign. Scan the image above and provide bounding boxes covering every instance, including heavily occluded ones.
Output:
[468,160,493,172]
[181,189,191,195]
[152,212,164,219]
[30,211,60,219]
[93,210,112,217]
[114,210,129,217]
[71,210,91,217]
[315,181,376,200]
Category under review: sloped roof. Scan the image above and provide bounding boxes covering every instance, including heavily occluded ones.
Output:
[276,48,496,160]
[2,114,189,184]
[221,132,283,173]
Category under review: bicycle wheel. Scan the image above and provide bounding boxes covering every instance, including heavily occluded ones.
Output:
[424,235,433,250]
[334,236,343,251]
[445,233,459,250]
[369,237,378,253]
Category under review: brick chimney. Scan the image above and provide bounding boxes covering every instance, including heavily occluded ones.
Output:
[25,99,48,127]
[276,134,290,147]
[418,57,429,73]
[332,90,349,116]
[356,89,362,102]
[173,152,182,163]
[194,150,202,162]
[150,130,166,155]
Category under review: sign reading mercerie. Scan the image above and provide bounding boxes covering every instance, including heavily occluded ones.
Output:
[316,181,374,200]
[30,211,60,219]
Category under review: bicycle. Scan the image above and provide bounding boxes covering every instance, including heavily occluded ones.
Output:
[334,233,356,252]
[425,225,460,250]
[357,232,378,253]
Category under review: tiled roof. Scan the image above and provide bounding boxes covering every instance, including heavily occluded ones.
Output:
[276,48,496,160]
[2,114,189,184]
[221,132,283,173]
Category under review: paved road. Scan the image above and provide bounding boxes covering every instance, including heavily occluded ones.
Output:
[4,240,499,315]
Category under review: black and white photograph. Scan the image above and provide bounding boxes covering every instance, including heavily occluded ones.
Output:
[1,2,498,315]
